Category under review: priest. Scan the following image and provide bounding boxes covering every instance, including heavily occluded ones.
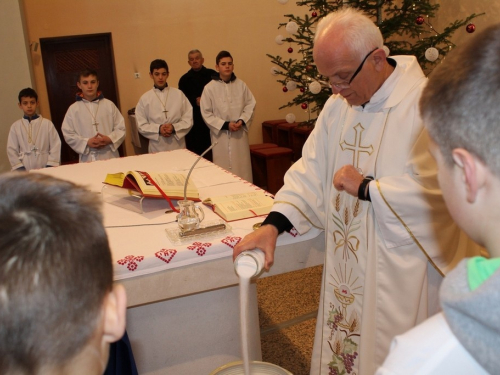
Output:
[179,49,216,160]
[234,8,482,375]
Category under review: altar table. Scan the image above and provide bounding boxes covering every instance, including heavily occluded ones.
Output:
[37,150,325,374]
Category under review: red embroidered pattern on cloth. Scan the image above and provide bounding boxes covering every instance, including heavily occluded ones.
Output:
[289,228,298,237]
[117,255,145,271]
[187,242,212,256]
[221,236,241,248]
[155,249,177,263]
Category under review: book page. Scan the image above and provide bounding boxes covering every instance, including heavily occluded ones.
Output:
[205,191,273,221]
[143,172,199,199]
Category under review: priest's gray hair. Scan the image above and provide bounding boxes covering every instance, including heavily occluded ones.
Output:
[188,49,202,58]
[314,7,384,60]
[420,23,500,177]
[0,173,113,374]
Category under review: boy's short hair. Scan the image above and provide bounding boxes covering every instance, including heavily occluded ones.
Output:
[0,173,113,374]
[77,68,99,82]
[150,59,169,73]
[18,88,38,103]
[216,50,233,65]
[420,23,500,177]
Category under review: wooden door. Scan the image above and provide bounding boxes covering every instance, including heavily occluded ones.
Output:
[40,33,121,164]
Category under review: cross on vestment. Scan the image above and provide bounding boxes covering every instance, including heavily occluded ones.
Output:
[93,121,99,133]
[340,123,374,170]
[163,110,168,120]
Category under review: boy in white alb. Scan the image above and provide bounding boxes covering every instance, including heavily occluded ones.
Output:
[62,69,126,162]
[201,50,256,182]
[135,59,193,153]
[7,88,61,171]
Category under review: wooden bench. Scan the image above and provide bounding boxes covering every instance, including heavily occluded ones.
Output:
[262,119,287,144]
[250,147,293,194]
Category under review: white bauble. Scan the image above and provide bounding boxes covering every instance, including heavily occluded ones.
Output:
[270,67,280,76]
[309,81,321,94]
[275,35,285,45]
[286,81,297,91]
[425,47,439,62]
[382,45,390,57]
[285,113,296,123]
[286,21,299,34]
[278,0,288,4]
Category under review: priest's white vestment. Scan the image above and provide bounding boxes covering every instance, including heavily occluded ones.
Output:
[200,77,256,182]
[7,116,61,171]
[272,56,481,375]
[135,87,193,153]
[62,98,125,162]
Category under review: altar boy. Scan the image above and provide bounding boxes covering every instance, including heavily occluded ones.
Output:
[135,59,193,153]
[62,69,126,162]
[7,87,61,171]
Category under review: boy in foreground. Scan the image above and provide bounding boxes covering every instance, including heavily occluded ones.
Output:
[377,23,500,374]
[135,59,193,153]
[7,87,61,171]
[62,69,126,162]
[0,173,127,374]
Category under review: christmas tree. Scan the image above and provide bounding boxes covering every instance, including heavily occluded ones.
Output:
[269,0,483,126]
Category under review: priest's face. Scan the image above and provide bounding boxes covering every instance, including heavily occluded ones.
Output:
[77,75,99,101]
[314,38,380,106]
[188,52,204,71]
[150,68,169,88]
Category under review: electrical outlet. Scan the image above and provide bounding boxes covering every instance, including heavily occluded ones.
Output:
[134,72,140,79]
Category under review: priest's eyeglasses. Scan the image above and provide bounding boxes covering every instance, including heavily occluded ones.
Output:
[331,47,378,90]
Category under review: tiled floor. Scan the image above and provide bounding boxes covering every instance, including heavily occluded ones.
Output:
[257,265,323,375]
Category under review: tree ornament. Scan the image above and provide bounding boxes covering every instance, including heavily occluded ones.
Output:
[275,35,285,45]
[286,81,297,91]
[312,11,318,17]
[285,113,296,123]
[286,21,299,34]
[382,45,390,57]
[466,23,476,33]
[309,81,322,94]
[416,16,425,25]
[300,87,305,93]
[425,47,439,62]
[306,64,314,71]
[282,86,288,93]
[287,47,293,53]
[301,103,308,110]
[270,67,280,76]
[277,0,288,4]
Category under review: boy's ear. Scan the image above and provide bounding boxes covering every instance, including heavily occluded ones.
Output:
[452,148,484,204]
[102,284,127,344]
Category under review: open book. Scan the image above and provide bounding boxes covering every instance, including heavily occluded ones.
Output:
[104,171,199,200]
[203,191,274,222]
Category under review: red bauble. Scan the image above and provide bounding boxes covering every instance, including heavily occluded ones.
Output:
[312,11,317,17]
[287,47,293,53]
[300,87,305,93]
[466,23,476,33]
[306,64,314,71]
[282,87,288,93]
[415,16,424,25]
[301,103,308,109]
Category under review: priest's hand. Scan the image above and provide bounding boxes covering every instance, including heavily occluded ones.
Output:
[333,165,364,197]
[233,224,279,271]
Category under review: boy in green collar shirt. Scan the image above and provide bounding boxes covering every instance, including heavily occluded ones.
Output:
[377,23,500,375]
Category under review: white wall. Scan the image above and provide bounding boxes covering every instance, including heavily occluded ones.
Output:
[0,0,33,172]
